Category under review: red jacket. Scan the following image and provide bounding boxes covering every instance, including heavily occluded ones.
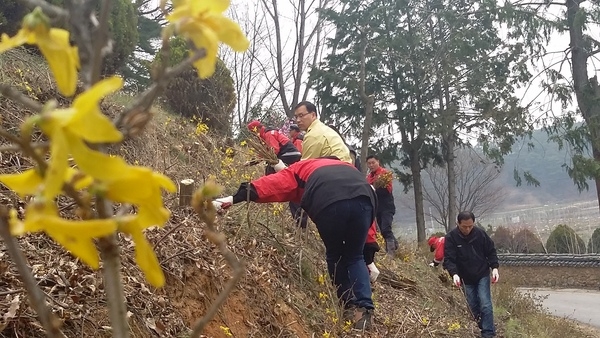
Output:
[366,221,377,244]
[292,137,303,153]
[230,158,376,220]
[259,127,297,156]
[428,236,445,263]
[366,166,395,212]
[366,167,393,193]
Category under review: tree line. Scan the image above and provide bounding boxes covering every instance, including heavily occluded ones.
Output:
[4,0,600,242]
[492,224,600,254]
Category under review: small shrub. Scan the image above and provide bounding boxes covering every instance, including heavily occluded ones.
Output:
[162,38,236,136]
[545,224,586,254]
[587,227,600,253]
[513,228,545,253]
[492,226,513,253]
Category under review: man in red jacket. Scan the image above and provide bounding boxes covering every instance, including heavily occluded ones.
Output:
[212,157,376,330]
[366,155,398,255]
[427,236,445,267]
[288,124,304,153]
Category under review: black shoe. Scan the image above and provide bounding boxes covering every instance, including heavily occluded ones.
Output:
[353,307,373,331]
[341,303,356,323]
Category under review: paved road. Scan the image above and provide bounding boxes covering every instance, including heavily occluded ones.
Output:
[519,288,600,328]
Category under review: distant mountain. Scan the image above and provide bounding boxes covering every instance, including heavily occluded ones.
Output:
[389,127,598,232]
[498,128,597,209]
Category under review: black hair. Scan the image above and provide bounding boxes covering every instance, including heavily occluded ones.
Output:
[366,155,379,161]
[289,124,300,132]
[295,101,317,115]
[457,211,475,223]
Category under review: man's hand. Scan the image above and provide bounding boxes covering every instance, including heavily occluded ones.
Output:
[428,261,438,267]
[271,159,287,172]
[492,268,499,284]
[212,196,233,213]
[367,262,380,283]
[452,274,461,287]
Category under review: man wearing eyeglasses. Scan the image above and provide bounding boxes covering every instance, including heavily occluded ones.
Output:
[293,101,352,164]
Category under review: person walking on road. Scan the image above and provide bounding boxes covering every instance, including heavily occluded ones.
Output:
[444,211,499,338]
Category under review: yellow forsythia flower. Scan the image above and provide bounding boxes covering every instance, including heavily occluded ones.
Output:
[118,214,166,287]
[0,7,79,96]
[317,274,326,285]
[448,322,461,332]
[195,122,209,135]
[322,331,331,338]
[0,76,175,287]
[219,326,233,337]
[167,0,249,78]
[9,203,117,269]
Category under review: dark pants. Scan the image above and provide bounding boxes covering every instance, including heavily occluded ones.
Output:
[463,275,495,337]
[289,201,308,228]
[312,196,374,310]
[376,210,398,253]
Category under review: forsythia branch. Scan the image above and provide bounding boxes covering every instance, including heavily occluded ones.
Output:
[66,0,96,89]
[19,0,68,21]
[90,0,113,85]
[190,184,245,338]
[96,197,130,338]
[0,206,67,338]
[0,83,43,112]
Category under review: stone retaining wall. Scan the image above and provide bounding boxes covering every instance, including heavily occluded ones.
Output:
[498,254,600,289]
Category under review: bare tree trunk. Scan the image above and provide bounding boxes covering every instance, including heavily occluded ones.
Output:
[411,149,426,242]
[260,0,330,117]
[446,133,457,229]
[358,41,374,174]
[567,0,600,212]
[263,0,290,115]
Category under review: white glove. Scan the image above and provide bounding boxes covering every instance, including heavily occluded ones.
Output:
[367,262,380,283]
[452,274,461,287]
[212,196,233,212]
[492,268,499,284]
[428,262,435,267]
[272,159,287,172]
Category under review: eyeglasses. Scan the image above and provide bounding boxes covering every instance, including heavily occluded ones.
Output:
[294,112,313,119]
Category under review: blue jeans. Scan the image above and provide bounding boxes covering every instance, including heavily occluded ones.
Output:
[463,275,495,337]
[312,196,374,309]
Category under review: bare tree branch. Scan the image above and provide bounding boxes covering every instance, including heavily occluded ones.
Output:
[423,148,505,231]
[0,206,67,338]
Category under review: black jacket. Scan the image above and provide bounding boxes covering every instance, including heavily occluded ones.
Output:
[443,226,499,285]
[231,158,377,220]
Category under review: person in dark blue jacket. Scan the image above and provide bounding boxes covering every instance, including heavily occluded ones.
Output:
[443,211,499,338]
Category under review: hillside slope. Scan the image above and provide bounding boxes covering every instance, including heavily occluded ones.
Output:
[0,49,596,338]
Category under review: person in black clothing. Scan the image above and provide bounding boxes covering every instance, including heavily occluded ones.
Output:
[212,158,376,330]
[443,211,499,338]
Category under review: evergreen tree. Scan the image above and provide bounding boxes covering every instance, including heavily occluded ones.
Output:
[546,224,586,254]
